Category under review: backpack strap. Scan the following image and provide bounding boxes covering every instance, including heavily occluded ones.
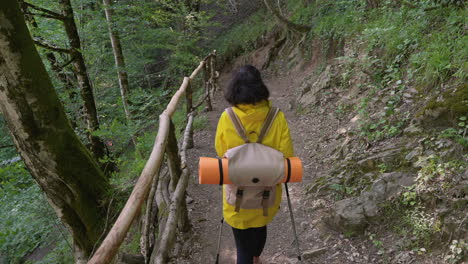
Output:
[234,188,244,212]
[226,107,250,143]
[257,106,280,144]
[261,189,270,216]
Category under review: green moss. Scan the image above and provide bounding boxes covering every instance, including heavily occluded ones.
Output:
[421,83,468,116]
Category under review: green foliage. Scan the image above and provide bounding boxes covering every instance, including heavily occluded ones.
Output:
[93,119,136,155]
[120,226,141,254]
[327,173,377,200]
[408,9,467,84]
[444,239,467,264]
[286,1,466,86]
[334,103,353,118]
[29,239,73,264]
[328,183,355,199]
[401,186,418,206]
[381,155,465,249]
[438,128,468,147]
[110,130,158,188]
[380,199,442,249]
[403,207,442,247]
[193,115,208,131]
[368,233,384,248]
[360,117,408,142]
[354,79,409,142]
[377,163,388,173]
[360,6,466,85]
[212,9,274,60]
[0,162,69,263]
[286,0,365,40]
[313,2,364,40]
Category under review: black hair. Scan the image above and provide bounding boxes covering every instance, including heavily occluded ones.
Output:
[224,65,270,105]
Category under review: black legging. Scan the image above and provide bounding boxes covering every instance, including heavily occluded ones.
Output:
[231,226,267,264]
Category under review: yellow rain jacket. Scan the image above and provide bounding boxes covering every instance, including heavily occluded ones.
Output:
[215,100,294,229]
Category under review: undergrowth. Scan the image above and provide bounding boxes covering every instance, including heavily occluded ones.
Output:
[0,162,70,263]
[284,0,467,87]
[211,9,274,62]
[375,154,466,255]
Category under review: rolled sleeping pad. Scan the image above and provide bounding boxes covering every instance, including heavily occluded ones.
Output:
[198,157,303,184]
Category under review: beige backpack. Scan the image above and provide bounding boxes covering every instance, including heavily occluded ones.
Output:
[224,106,285,216]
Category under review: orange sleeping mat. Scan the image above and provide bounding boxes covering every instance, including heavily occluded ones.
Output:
[198,157,303,184]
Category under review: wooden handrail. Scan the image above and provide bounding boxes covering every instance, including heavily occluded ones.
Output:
[152,113,194,263]
[88,114,170,264]
[87,52,216,264]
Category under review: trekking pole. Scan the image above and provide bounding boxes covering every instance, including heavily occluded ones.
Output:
[215,218,224,264]
[284,183,302,263]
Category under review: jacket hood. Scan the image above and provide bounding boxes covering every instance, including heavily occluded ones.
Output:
[233,100,271,122]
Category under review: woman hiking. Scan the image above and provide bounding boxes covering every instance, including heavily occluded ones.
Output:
[215,65,294,264]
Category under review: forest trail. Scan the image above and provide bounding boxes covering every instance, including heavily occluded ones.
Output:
[181,63,344,264]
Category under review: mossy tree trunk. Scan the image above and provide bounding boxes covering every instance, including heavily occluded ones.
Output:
[58,0,108,164]
[0,0,110,262]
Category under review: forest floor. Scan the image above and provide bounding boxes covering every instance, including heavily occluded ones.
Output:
[176,58,395,264]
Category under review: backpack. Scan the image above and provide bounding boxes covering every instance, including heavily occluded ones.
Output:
[224,106,285,216]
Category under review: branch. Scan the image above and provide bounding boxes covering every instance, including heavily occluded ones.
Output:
[192,92,210,110]
[58,57,75,69]
[24,11,63,20]
[24,2,65,20]
[0,145,15,149]
[263,0,311,33]
[33,38,72,54]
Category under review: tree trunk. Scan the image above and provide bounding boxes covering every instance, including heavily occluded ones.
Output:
[102,0,131,121]
[58,0,108,164]
[46,53,77,101]
[0,0,110,261]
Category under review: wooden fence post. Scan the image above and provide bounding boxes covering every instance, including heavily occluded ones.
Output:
[166,121,181,192]
[140,168,165,263]
[185,81,194,149]
[152,113,194,264]
[210,50,218,97]
[166,121,190,233]
[204,57,213,112]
